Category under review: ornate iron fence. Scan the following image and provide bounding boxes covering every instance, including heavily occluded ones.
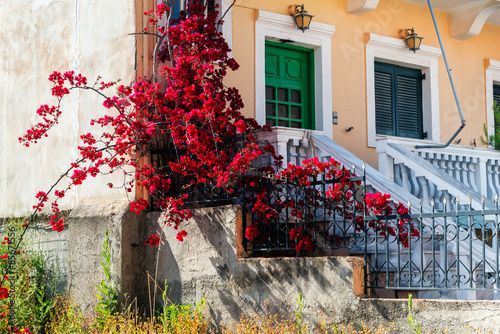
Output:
[241,166,500,298]
[241,168,364,257]
[365,198,500,297]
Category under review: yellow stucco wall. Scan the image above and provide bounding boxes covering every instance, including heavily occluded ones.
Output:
[226,0,500,168]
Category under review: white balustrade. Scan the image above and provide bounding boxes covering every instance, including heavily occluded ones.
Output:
[257,128,426,213]
[377,136,500,207]
[256,127,329,168]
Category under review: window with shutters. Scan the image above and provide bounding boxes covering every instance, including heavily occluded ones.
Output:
[157,0,233,54]
[172,0,216,18]
[485,60,500,140]
[265,42,314,129]
[493,84,500,130]
[164,0,216,20]
[375,62,424,139]
[366,34,441,148]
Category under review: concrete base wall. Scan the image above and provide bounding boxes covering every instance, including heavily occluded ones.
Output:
[0,220,71,295]
[144,205,500,333]
[5,203,500,331]
[67,201,146,315]
[1,201,147,316]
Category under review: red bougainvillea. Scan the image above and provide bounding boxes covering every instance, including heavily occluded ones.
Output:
[144,234,161,247]
[245,157,420,252]
[19,2,265,246]
[13,0,419,290]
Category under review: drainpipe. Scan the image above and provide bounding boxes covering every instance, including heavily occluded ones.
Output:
[414,0,466,149]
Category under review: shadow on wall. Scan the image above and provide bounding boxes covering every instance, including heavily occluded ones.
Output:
[144,212,182,307]
[144,205,359,329]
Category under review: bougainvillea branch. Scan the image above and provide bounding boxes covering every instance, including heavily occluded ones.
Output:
[19,1,264,239]
[3,2,422,317]
[3,1,267,292]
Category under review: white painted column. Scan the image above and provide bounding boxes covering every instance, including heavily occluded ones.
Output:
[477,157,488,198]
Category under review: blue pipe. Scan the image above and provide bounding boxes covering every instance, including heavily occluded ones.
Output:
[414,0,466,149]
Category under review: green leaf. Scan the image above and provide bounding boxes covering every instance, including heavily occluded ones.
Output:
[103,265,111,279]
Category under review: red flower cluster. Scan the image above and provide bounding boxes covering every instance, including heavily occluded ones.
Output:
[0,288,8,299]
[176,230,188,242]
[246,158,420,251]
[365,192,392,215]
[245,224,260,241]
[130,199,149,214]
[2,327,32,334]
[289,227,314,251]
[50,218,64,232]
[1,237,12,245]
[144,234,161,247]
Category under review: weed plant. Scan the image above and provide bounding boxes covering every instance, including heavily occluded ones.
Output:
[0,219,58,333]
[45,293,209,333]
[95,230,118,328]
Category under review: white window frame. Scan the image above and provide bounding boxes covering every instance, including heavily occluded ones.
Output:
[219,0,233,53]
[157,0,233,52]
[255,10,335,139]
[485,59,500,138]
[366,33,442,147]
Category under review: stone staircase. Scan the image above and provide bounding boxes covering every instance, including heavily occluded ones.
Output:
[257,128,500,299]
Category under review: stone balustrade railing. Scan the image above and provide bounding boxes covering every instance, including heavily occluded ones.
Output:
[255,127,425,211]
[256,128,500,211]
[376,137,500,209]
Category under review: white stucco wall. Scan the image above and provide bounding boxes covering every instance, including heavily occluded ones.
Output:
[0,0,137,217]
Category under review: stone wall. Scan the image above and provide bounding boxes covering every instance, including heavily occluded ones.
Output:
[67,201,145,315]
[144,205,500,333]
[1,221,70,295]
[0,200,147,316]
[4,203,500,331]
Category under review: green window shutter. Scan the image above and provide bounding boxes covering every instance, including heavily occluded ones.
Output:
[493,84,500,130]
[396,67,423,139]
[374,70,394,135]
[375,62,423,139]
[265,42,314,130]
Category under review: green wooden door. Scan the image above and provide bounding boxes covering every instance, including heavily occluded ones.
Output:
[265,42,314,130]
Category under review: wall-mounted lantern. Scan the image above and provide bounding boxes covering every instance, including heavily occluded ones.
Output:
[289,4,314,32]
[400,27,423,53]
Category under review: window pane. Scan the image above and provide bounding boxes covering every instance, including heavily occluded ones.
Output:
[277,88,288,102]
[291,121,302,128]
[278,120,288,127]
[291,106,301,119]
[266,102,276,116]
[278,104,288,118]
[266,86,275,100]
[494,84,500,130]
[291,90,301,103]
[266,119,275,126]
